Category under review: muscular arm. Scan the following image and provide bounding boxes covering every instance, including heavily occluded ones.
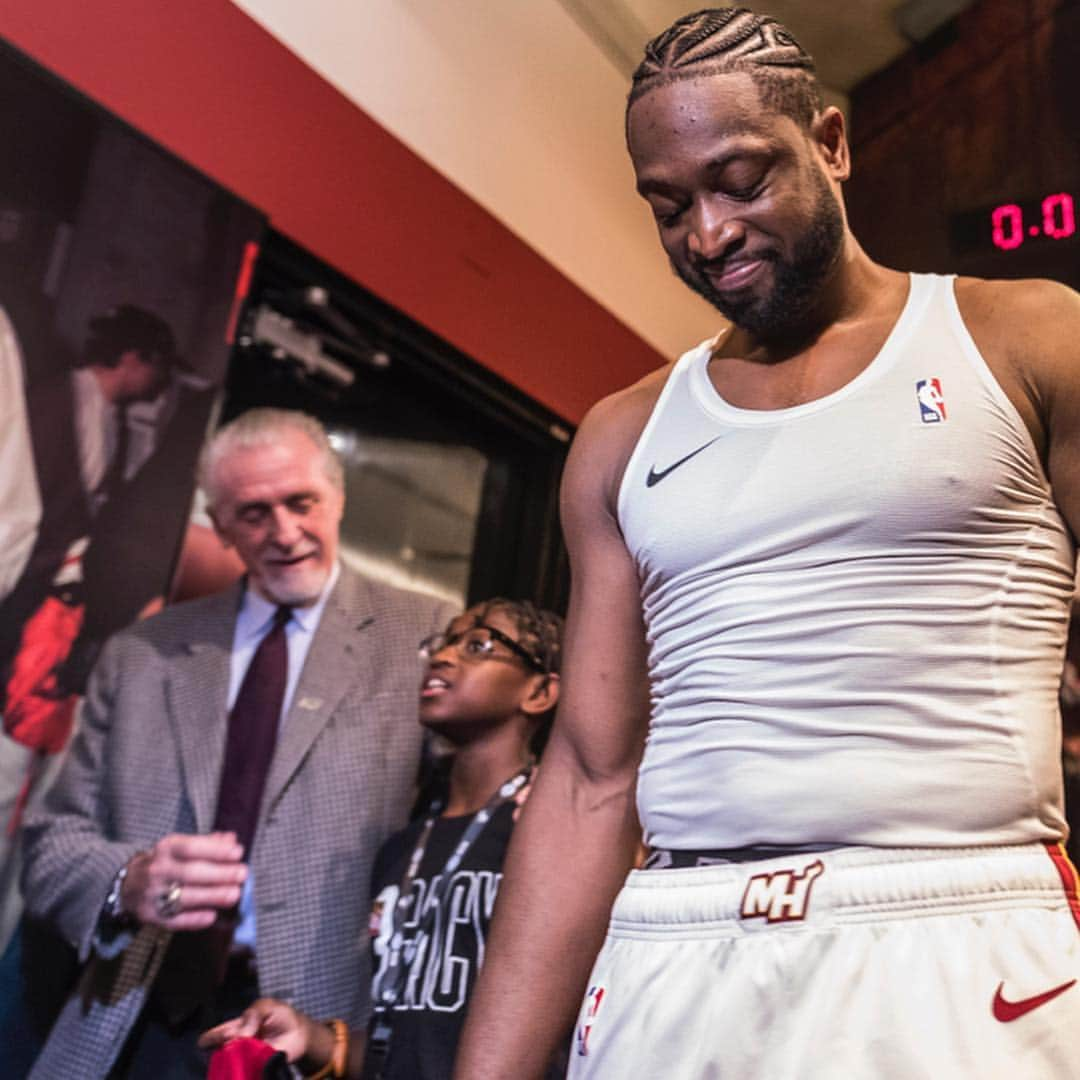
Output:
[454,382,661,1079]
[1031,285,1080,543]
[956,276,1080,543]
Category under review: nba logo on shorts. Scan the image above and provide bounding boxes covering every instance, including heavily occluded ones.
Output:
[916,378,947,423]
[576,985,605,1056]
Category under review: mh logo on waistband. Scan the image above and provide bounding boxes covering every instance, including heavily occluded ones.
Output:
[740,860,825,924]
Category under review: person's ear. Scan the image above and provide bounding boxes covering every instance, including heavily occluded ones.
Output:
[207,507,232,549]
[520,673,560,717]
[814,106,850,182]
[330,484,346,524]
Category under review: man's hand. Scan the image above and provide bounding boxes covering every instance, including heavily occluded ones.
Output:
[120,832,247,930]
[199,998,328,1066]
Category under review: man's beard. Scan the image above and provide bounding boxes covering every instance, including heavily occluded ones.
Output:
[675,173,845,343]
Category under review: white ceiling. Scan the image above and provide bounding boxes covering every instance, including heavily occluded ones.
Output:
[555,1,966,106]
[233,1,975,373]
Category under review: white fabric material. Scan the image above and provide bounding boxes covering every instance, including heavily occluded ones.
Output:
[569,845,1080,1079]
[0,307,40,603]
[617,273,1075,850]
[70,367,115,514]
[0,306,45,952]
[71,368,164,515]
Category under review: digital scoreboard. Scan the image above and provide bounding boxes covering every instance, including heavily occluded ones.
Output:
[950,190,1078,256]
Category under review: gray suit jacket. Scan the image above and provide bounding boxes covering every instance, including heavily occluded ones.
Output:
[21,567,452,1079]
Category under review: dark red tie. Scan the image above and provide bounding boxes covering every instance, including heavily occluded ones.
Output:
[100,404,129,505]
[154,605,291,1021]
[214,604,291,856]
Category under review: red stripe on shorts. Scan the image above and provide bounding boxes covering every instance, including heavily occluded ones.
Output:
[1045,842,1080,932]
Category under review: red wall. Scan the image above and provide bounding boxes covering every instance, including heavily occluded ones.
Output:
[2,0,665,424]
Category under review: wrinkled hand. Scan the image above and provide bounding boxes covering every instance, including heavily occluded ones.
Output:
[199,998,319,1063]
[121,832,247,930]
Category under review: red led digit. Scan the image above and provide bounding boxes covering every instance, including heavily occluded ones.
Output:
[991,204,1024,250]
[1042,193,1076,239]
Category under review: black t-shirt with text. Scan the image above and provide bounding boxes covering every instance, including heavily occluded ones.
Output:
[365,800,518,1080]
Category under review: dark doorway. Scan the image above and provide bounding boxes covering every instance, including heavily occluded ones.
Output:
[223,230,572,614]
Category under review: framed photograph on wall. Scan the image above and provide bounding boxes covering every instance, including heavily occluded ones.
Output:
[0,36,264,870]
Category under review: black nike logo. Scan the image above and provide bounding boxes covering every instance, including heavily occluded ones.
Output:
[646,436,722,487]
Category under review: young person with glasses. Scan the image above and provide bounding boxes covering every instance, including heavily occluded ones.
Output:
[201,599,565,1080]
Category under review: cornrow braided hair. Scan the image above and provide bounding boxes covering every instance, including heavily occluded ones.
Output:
[476,598,564,677]
[629,7,823,129]
[470,598,564,758]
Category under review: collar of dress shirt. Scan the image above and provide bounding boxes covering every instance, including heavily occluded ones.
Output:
[235,560,341,644]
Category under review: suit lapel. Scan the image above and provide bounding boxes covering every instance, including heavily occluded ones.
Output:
[262,572,378,815]
[165,586,238,833]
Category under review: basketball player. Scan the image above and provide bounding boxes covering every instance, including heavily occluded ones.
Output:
[454,8,1080,1078]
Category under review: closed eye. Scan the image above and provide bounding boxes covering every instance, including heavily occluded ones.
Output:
[649,201,688,228]
[725,183,761,201]
[286,494,317,515]
[237,503,269,525]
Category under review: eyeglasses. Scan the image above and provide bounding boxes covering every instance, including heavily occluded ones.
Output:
[419,620,546,673]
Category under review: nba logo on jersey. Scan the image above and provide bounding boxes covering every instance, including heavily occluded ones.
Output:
[576,985,605,1056]
[916,378,947,423]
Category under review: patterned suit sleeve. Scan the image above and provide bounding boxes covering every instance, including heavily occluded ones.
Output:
[21,632,147,962]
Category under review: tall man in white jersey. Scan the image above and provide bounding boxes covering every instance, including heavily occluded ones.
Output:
[455,9,1080,1079]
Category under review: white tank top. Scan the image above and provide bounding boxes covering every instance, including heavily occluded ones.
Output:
[617,273,1075,850]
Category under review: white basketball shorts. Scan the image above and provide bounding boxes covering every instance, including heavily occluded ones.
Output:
[567,843,1080,1079]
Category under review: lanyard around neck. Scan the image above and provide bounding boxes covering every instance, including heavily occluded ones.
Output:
[375,764,532,1009]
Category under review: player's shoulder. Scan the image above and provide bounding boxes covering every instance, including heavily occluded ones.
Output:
[954,276,1080,402]
[562,362,676,508]
[573,361,679,463]
[954,275,1080,350]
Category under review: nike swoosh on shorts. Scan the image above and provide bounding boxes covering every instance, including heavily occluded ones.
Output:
[991,978,1077,1022]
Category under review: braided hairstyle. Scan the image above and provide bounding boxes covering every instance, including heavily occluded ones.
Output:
[629,7,823,129]
[475,597,564,756]
[472,597,564,678]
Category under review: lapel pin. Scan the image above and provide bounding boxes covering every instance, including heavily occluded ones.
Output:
[298,696,323,711]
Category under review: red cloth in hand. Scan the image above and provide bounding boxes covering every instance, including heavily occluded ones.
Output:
[206,1037,281,1080]
[4,594,83,754]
